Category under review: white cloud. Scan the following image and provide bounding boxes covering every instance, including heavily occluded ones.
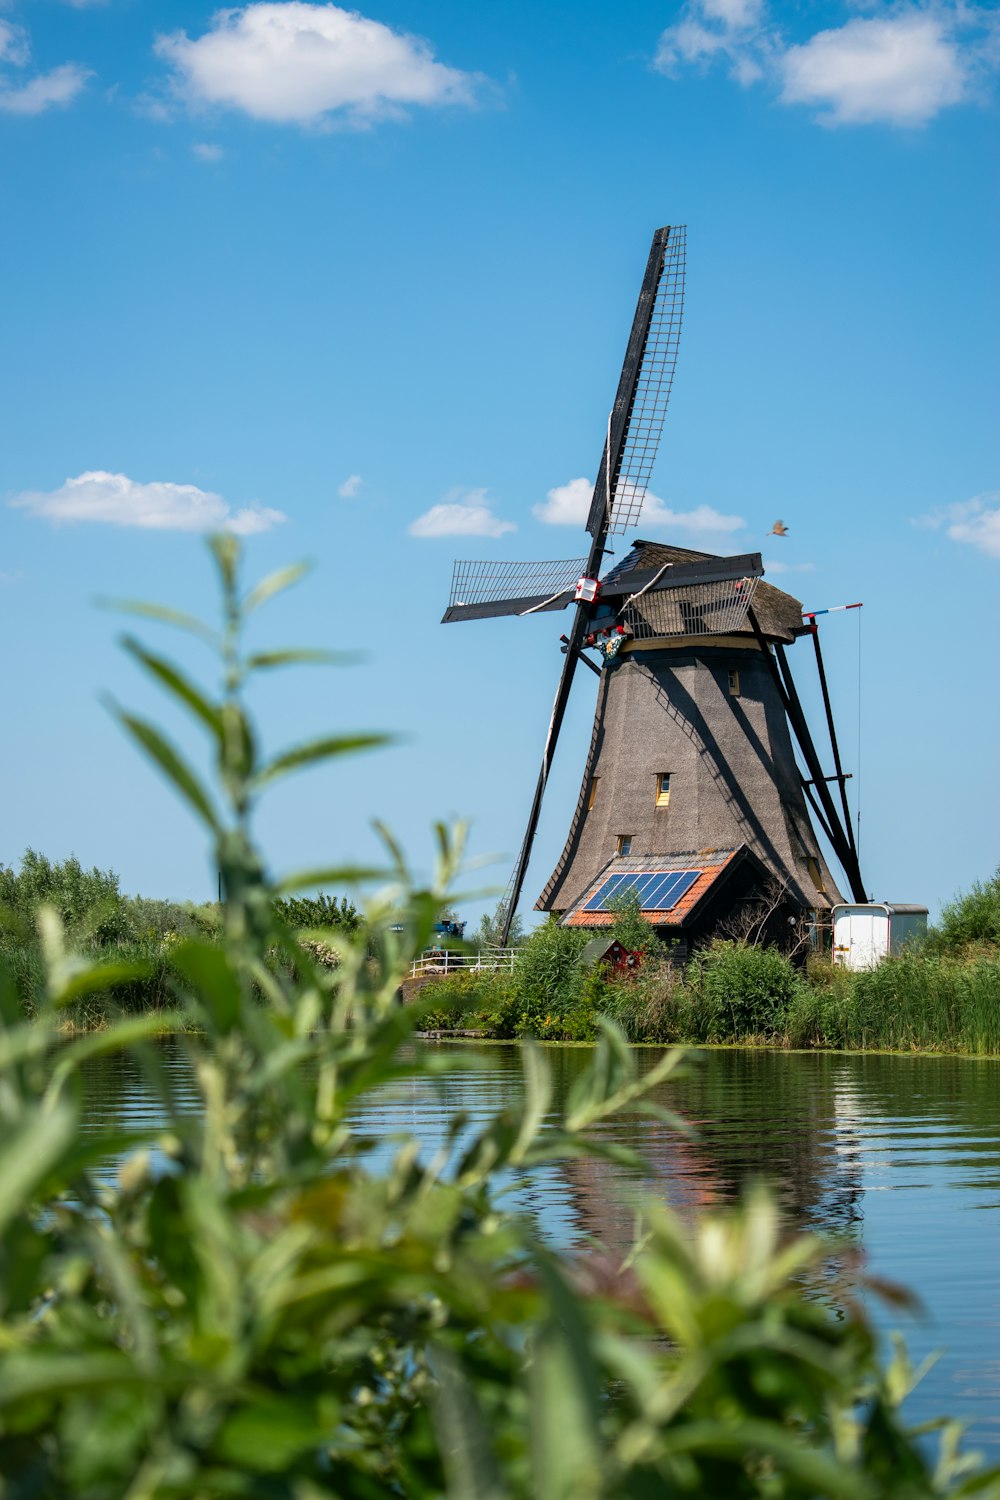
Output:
[655,1,994,127]
[338,472,362,498]
[10,471,286,535]
[408,488,515,538]
[918,492,1000,559]
[0,21,30,68]
[532,477,593,526]
[639,496,745,533]
[780,13,967,125]
[0,20,90,115]
[192,141,225,161]
[155,2,479,127]
[532,477,744,538]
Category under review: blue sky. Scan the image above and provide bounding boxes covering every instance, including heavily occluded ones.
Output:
[1,0,997,925]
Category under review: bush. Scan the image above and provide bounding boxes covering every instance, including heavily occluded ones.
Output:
[0,848,133,943]
[928,868,1000,954]
[606,886,656,954]
[690,939,803,1041]
[602,957,704,1043]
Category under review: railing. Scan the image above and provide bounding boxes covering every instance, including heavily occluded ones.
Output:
[409,949,518,979]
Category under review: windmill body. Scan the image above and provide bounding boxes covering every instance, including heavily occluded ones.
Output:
[537,541,843,949]
[442,227,864,946]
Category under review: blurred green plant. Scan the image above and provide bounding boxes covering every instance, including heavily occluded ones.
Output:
[0,536,996,1498]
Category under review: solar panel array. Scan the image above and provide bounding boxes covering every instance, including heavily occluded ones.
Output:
[448,557,588,609]
[606,226,686,536]
[583,869,700,913]
[622,577,760,640]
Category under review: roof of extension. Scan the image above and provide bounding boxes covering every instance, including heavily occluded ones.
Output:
[560,846,753,929]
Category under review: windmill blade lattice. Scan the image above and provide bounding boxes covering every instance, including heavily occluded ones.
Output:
[603,225,686,535]
[448,557,588,609]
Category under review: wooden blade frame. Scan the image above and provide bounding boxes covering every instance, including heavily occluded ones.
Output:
[500,227,678,945]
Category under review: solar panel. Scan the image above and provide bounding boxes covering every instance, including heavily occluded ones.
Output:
[583,869,700,913]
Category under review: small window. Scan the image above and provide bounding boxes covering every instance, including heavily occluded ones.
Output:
[655,772,671,808]
[728,670,741,697]
[807,857,827,897]
[587,777,599,811]
[616,834,633,856]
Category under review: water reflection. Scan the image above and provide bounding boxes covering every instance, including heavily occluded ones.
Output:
[81,1041,1000,1455]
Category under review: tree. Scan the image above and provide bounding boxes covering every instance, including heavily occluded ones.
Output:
[477,899,524,950]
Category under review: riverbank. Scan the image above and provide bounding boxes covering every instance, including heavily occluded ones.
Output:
[418,943,1000,1056]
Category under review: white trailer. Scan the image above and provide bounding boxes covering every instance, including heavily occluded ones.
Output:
[831,903,928,970]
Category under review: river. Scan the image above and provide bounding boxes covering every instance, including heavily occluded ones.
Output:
[82,1040,1000,1457]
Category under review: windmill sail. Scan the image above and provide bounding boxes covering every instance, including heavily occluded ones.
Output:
[443,557,587,623]
[587,225,686,537]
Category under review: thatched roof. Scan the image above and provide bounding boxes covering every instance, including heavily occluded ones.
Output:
[603,540,802,644]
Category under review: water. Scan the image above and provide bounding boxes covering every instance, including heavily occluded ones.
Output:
[82,1042,1000,1456]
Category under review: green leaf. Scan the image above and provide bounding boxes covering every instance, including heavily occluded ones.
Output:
[0,1103,76,1237]
[252,733,391,789]
[247,647,358,670]
[509,1041,552,1165]
[98,597,218,647]
[273,865,386,894]
[430,1348,509,1500]
[243,560,310,614]
[170,940,243,1032]
[214,1398,334,1472]
[111,706,221,832]
[529,1261,604,1500]
[120,636,223,743]
[52,960,155,1009]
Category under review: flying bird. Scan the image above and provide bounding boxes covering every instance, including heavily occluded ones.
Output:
[768,520,789,537]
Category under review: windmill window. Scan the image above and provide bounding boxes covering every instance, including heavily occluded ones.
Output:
[655,773,671,808]
[617,834,633,857]
[588,777,599,811]
[728,670,741,697]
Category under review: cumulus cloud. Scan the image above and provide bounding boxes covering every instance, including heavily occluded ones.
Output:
[917,492,1000,559]
[532,477,593,526]
[408,488,515,538]
[655,1,995,127]
[533,476,744,537]
[192,141,225,160]
[155,2,479,127]
[0,21,89,115]
[10,471,286,535]
[780,13,967,126]
[338,472,362,498]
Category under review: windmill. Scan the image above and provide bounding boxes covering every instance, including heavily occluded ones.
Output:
[443,227,865,949]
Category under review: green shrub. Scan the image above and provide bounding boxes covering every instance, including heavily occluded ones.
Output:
[0,847,133,942]
[602,957,704,1043]
[606,886,656,954]
[514,917,587,1003]
[690,939,803,1041]
[927,868,1000,954]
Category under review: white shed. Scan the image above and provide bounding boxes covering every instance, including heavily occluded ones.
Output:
[831,903,928,971]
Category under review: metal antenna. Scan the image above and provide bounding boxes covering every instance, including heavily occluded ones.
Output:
[500,226,683,945]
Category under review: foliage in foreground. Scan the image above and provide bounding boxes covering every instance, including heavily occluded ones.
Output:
[1,538,997,1498]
